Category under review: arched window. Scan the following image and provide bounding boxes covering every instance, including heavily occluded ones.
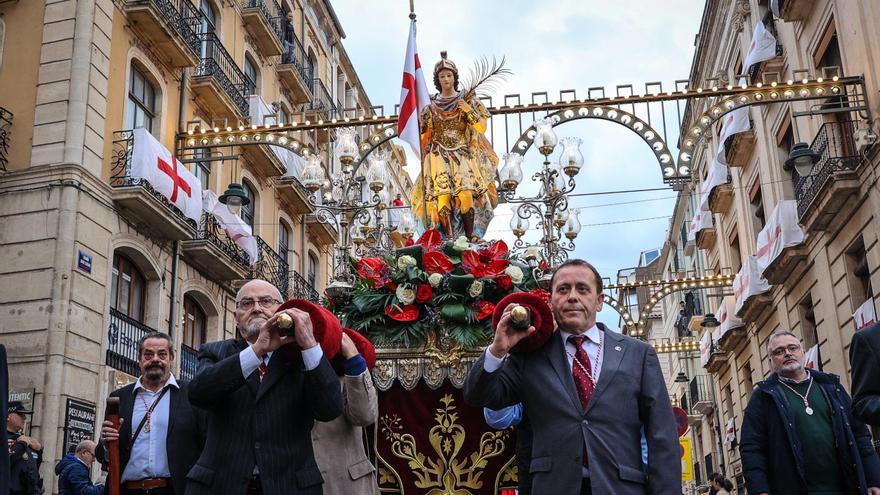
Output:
[126,63,158,134]
[183,295,207,349]
[278,220,290,265]
[241,181,256,228]
[244,53,259,96]
[307,251,318,288]
[110,253,146,321]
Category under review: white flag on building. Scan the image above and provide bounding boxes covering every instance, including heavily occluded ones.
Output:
[203,190,259,266]
[700,329,713,367]
[733,255,772,317]
[805,344,821,370]
[130,128,202,222]
[853,298,877,332]
[755,200,806,273]
[687,210,713,242]
[699,158,729,211]
[743,20,779,71]
[397,19,430,157]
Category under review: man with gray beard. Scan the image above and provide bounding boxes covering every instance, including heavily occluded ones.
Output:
[185,279,341,495]
[740,331,880,495]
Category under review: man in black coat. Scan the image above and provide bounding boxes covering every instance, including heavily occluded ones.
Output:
[185,279,342,495]
[98,332,205,495]
[740,331,880,495]
[7,401,43,495]
[851,321,880,426]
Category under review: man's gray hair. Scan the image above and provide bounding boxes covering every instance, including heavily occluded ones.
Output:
[766,330,800,354]
[75,440,94,454]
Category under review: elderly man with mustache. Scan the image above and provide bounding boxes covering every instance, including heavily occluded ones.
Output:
[98,332,206,495]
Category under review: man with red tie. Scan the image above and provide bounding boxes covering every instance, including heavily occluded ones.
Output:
[464,259,679,494]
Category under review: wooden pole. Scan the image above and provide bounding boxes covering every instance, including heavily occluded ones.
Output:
[104,397,121,495]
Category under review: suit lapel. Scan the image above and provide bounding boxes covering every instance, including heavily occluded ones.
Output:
[255,350,289,401]
[585,326,626,415]
[167,386,180,438]
[544,332,583,414]
[232,339,260,397]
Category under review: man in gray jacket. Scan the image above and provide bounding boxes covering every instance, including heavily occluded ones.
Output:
[464,259,680,494]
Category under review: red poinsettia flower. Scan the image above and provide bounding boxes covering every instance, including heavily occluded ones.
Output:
[415,284,433,303]
[416,229,444,252]
[477,240,509,263]
[474,300,495,321]
[423,251,455,274]
[385,304,419,322]
[461,250,510,278]
[496,274,513,292]
[356,258,390,289]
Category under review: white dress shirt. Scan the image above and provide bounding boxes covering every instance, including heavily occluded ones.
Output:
[483,324,604,379]
[121,374,178,482]
[239,344,324,378]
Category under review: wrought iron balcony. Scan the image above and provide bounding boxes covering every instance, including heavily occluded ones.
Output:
[793,121,862,231]
[192,31,250,117]
[307,78,338,120]
[239,0,284,57]
[180,344,199,381]
[689,375,715,415]
[123,0,202,67]
[109,131,197,240]
[106,308,157,377]
[181,212,251,282]
[290,270,320,302]
[0,107,11,172]
[278,31,313,103]
[251,236,289,295]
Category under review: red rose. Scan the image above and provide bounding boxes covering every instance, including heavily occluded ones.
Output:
[415,284,433,303]
[384,280,398,291]
[496,275,513,292]
[385,304,419,322]
[475,300,495,321]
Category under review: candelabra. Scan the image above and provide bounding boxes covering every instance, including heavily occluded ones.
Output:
[300,128,415,299]
[497,117,584,286]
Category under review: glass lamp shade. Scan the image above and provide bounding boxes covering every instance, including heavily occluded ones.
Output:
[400,211,415,237]
[509,215,529,238]
[534,117,558,155]
[376,189,389,210]
[366,150,388,192]
[549,163,567,194]
[349,224,365,245]
[553,208,570,229]
[564,209,581,240]
[499,153,524,191]
[301,155,326,192]
[558,137,584,176]
[784,142,820,177]
[335,128,360,165]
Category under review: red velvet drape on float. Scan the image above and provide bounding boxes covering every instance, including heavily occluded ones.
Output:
[373,381,519,494]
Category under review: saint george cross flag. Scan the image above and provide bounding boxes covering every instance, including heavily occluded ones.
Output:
[397,19,430,157]
[203,190,259,266]
[130,128,202,222]
[805,344,821,370]
[853,298,877,332]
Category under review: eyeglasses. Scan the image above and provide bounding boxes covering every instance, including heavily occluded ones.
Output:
[770,344,802,357]
[236,297,282,310]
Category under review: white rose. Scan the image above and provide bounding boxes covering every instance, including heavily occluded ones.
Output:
[397,255,417,271]
[504,266,524,284]
[468,280,484,298]
[428,273,443,288]
[396,285,416,305]
[453,236,470,252]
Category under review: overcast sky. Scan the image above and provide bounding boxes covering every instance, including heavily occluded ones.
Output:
[333,0,705,329]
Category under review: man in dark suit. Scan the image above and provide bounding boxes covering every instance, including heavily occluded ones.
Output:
[464,259,680,495]
[851,321,880,425]
[98,332,205,495]
[185,279,342,495]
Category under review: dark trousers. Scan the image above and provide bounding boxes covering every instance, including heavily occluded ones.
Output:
[246,475,262,495]
[581,479,592,495]
[123,488,173,495]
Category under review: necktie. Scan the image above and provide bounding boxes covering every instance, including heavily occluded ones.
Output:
[568,335,595,409]
[258,360,268,381]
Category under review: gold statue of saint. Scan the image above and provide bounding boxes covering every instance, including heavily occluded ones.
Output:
[411,52,501,242]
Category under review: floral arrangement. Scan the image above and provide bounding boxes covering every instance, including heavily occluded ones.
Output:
[326,230,545,348]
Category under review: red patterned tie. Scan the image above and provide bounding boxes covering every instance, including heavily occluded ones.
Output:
[258,361,268,381]
[568,335,595,409]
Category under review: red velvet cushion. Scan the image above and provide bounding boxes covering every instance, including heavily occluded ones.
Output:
[332,328,377,376]
[274,299,343,358]
[492,292,554,352]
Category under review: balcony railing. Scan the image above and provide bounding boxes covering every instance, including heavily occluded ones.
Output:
[195,31,250,115]
[198,212,252,269]
[125,0,202,55]
[280,30,313,85]
[793,121,862,219]
[242,0,283,41]
[110,130,197,229]
[0,107,11,172]
[180,344,199,381]
[290,270,320,302]
[251,236,289,295]
[106,308,156,377]
[308,78,338,118]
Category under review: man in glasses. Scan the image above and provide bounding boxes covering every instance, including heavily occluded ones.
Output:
[186,279,342,495]
[740,331,880,495]
[55,440,103,495]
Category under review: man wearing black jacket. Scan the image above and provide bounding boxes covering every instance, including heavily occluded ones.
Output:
[98,332,205,495]
[851,322,880,426]
[185,279,342,495]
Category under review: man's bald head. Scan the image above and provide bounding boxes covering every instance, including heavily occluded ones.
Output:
[235,279,284,342]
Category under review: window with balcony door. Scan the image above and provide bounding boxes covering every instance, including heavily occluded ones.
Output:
[846,237,874,309]
[241,181,256,229]
[814,22,847,124]
[126,64,158,135]
[308,251,318,288]
[110,253,146,321]
[244,54,259,96]
[741,361,754,399]
[192,148,211,191]
[729,231,742,273]
[749,178,766,238]
[199,0,217,60]
[183,295,207,349]
[798,293,819,352]
[279,220,290,266]
[777,119,798,196]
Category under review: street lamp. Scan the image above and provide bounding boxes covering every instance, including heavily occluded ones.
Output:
[675,371,690,383]
[701,313,720,329]
[219,182,250,215]
[783,142,820,177]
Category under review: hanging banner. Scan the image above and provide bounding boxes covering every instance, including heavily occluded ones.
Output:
[733,256,771,317]
[130,128,203,222]
[755,200,806,273]
[680,436,694,482]
[687,210,713,242]
[64,398,96,455]
[699,158,729,211]
[805,344,821,370]
[853,298,877,332]
[700,330,713,367]
[713,295,744,344]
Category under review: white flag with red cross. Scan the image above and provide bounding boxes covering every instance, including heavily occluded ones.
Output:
[853,298,877,332]
[203,190,259,266]
[805,344,821,370]
[130,128,202,222]
[397,19,430,157]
